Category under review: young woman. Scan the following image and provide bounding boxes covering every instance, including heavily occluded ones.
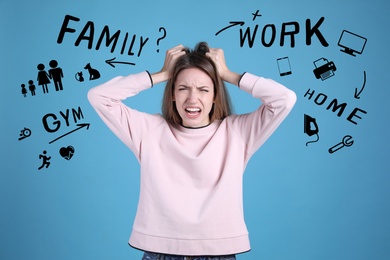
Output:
[88,42,296,260]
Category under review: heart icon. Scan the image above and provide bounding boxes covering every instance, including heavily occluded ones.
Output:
[59,146,75,160]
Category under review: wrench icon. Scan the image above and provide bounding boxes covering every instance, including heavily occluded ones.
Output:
[328,135,354,154]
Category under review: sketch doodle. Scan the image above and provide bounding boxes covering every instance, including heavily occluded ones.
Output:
[38,150,51,170]
[49,123,90,144]
[57,14,149,57]
[215,21,245,36]
[277,56,292,76]
[28,80,36,96]
[252,10,262,20]
[21,84,27,97]
[21,61,66,97]
[75,71,85,82]
[156,27,167,53]
[329,135,354,154]
[304,114,320,146]
[354,71,367,99]
[48,60,64,91]
[59,146,75,160]
[338,30,367,57]
[18,127,32,141]
[304,89,367,125]
[313,57,336,81]
[105,57,135,68]
[84,63,100,80]
[216,14,329,48]
[37,63,51,93]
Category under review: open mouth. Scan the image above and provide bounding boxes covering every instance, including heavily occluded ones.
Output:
[185,107,201,116]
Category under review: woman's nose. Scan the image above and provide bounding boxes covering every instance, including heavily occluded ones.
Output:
[187,89,197,102]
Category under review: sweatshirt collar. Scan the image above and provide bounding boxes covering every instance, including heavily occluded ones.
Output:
[176,120,220,134]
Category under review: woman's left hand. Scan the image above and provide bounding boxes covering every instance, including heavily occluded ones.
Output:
[206,48,241,86]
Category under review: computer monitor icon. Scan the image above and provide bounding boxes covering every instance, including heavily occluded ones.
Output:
[338,30,367,56]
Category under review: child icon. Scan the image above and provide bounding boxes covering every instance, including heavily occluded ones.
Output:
[38,150,51,170]
[37,63,51,94]
[21,84,27,97]
[28,80,36,96]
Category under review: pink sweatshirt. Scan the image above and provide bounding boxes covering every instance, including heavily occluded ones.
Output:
[87,71,296,256]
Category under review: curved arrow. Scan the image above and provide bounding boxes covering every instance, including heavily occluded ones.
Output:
[49,123,90,144]
[215,21,245,36]
[106,57,136,68]
[354,70,366,99]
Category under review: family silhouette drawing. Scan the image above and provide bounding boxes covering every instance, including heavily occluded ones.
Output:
[21,60,64,97]
[36,60,64,93]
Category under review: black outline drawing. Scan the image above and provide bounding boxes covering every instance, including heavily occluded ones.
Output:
[106,57,136,68]
[37,63,51,93]
[18,127,32,141]
[354,71,366,99]
[75,71,85,82]
[48,60,64,91]
[21,84,27,97]
[215,21,245,36]
[84,63,100,80]
[313,57,337,81]
[304,114,320,146]
[38,150,51,170]
[328,135,354,154]
[59,146,75,160]
[252,10,262,21]
[277,56,292,76]
[156,27,167,53]
[49,123,90,144]
[338,30,367,57]
[28,80,36,96]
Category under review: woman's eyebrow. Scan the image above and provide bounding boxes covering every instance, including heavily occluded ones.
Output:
[176,84,210,90]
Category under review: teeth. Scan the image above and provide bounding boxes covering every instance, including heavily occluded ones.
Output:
[185,108,201,112]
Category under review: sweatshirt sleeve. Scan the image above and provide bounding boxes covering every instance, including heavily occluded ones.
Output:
[87,71,164,159]
[229,72,297,157]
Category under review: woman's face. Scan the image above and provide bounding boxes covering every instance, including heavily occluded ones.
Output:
[174,68,215,128]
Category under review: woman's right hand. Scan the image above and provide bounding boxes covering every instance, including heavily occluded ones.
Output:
[151,45,186,85]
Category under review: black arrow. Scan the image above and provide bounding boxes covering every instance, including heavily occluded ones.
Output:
[106,57,136,68]
[215,21,245,36]
[354,71,366,99]
[49,123,90,144]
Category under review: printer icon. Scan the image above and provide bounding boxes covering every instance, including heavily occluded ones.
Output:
[313,57,336,81]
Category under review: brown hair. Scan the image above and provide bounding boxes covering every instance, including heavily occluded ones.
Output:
[162,42,232,126]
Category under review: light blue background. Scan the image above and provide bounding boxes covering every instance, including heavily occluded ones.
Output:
[1,0,389,259]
